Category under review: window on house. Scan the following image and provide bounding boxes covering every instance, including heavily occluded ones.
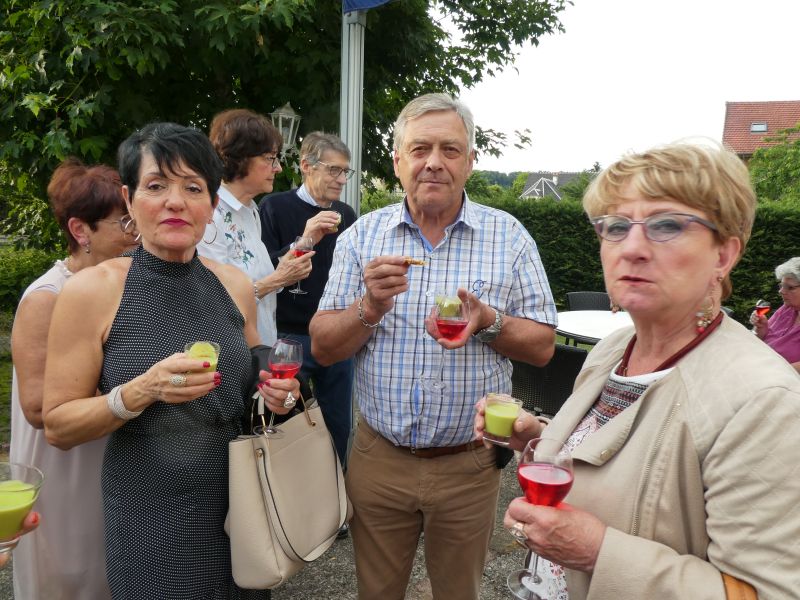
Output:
[750,122,768,133]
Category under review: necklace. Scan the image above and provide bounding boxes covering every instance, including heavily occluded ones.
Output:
[616,312,724,376]
[55,257,75,279]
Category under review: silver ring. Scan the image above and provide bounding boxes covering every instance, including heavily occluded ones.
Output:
[169,374,187,388]
[283,391,296,408]
[509,521,527,545]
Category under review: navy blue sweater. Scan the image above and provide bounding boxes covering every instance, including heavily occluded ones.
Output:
[258,189,357,335]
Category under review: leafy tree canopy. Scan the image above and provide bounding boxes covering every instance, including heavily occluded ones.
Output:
[748,122,800,202]
[1,0,567,204]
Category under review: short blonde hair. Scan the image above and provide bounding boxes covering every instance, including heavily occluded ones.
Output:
[583,142,756,298]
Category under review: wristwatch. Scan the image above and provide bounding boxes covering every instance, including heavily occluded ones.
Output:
[473,308,503,343]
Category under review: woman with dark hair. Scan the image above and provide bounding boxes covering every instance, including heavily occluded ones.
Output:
[199,108,312,346]
[10,158,139,598]
[41,123,296,598]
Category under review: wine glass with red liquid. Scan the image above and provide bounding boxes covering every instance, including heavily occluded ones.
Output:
[268,339,303,380]
[508,438,573,600]
[419,291,470,393]
[288,236,313,295]
[753,299,770,332]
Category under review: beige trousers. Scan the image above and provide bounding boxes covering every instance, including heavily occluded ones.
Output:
[346,421,502,600]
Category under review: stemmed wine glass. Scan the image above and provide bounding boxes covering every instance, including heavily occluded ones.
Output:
[752,299,770,332]
[288,236,313,295]
[268,339,303,380]
[508,438,573,600]
[419,291,470,393]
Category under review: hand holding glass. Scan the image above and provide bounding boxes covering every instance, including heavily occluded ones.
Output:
[483,393,523,447]
[420,292,470,392]
[0,463,44,557]
[289,236,313,295]
[508,439,573,600]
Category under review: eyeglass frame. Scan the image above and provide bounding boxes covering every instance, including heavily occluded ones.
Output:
[778,282,800,292]
[256,153,282,168]
[314,160,355,181]
[589,212,719,242]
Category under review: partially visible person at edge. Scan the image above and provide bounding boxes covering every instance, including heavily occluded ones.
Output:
[198,108,313,347]
[475,143,800,599]
[41,123,298,599]
[10,158,140,599]
[259,132,357,472]
[310,93,557,599]
[750,256,800,372]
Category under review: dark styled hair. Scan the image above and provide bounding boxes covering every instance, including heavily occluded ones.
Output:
[208,109,282,182]
[47,158,126,252]
[117,122,222,204]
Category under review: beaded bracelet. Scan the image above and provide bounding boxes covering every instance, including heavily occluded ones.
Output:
[358,297,383,329]
[253,280,261,299]
[106,385,143,421]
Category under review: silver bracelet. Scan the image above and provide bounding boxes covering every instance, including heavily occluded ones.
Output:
[106,385,143,421]
[253,280,261,300]
[358,297,383,329]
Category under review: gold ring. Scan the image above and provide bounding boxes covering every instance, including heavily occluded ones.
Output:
[169,374,187,387]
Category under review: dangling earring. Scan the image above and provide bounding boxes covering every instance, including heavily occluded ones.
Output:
[695,274,723,334]
[82,241,91,254]
[203,221,218,245]
[123,216,142,242]
[610,297,621,313]
[695,300,713,333]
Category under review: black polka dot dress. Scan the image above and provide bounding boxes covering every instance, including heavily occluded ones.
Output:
[99,246,268,599]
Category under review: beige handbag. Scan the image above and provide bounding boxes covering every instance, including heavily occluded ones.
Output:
[226,393,351,589]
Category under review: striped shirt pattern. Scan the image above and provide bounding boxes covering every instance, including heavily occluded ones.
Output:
[318,197,557,448]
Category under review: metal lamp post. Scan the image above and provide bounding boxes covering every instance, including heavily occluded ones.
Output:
[269,102,301,154]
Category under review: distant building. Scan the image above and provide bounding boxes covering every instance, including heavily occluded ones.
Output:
[722,100,800,161]
[519,171,582,200]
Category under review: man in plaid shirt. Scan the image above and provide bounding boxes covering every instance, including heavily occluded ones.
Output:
[310,93,557,599]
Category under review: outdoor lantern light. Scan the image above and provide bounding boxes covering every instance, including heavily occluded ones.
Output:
[269,102,301,153]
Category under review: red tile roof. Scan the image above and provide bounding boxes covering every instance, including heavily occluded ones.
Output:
[722,101,800,157]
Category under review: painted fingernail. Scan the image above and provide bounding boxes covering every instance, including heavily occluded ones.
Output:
[203,361,210,368]
[31,512,39,525]
[265,381,271,387]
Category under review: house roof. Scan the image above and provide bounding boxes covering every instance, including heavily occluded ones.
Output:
[520,171,582,200]
[722,101,800,157]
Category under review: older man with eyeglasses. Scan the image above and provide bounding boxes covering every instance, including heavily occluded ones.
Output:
[259,132,358,486]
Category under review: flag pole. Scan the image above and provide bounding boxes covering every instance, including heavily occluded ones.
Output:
[339,9,367,218]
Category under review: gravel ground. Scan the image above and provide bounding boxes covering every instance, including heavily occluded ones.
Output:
[1,457,526,600]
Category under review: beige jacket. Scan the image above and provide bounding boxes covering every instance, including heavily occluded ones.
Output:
[544,316,800,599]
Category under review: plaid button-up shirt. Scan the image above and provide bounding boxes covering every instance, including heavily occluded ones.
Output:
[318,196,557,448]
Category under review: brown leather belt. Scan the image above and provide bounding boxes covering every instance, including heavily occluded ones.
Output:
[397,439,484,459]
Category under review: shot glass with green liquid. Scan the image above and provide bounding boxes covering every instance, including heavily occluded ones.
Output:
[483,393,523,447]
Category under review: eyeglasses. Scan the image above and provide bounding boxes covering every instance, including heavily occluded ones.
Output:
[590,212,718,242]
[315,161,355,180]
[259,153,281,168]
[778,282,800,292]
[99,214,135,234]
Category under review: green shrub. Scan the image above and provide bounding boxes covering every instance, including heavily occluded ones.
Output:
[0,246,59,313]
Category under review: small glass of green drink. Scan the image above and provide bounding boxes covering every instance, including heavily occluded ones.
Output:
[483,393,523,446]
[0,462,44,554]
[184,341,220,373]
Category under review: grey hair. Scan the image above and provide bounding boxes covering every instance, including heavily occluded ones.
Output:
[392,93,475,154]
[775,257,800,282]
[300,132,351,168]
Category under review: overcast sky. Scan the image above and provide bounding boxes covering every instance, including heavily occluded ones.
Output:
[458,0,800,174]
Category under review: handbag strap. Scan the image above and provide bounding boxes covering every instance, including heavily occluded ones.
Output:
[255,419,348,563]
[722,573,757,600]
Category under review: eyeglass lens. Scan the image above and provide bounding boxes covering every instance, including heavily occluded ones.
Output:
[592,213,713,242]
